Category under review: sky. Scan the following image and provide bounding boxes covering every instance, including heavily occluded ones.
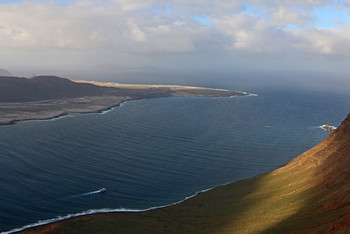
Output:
[0,0,350,76]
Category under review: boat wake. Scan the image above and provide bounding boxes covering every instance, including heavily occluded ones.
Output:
[59,190,102,200]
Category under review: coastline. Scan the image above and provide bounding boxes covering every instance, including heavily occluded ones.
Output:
[4,186,215,234]
[4,86,348,232]
[0,81,247,126]
[0,80,253,233]
[8,168,255,233]
[16,113,350,233]
[0,96,127,126]
[0,82,253,233]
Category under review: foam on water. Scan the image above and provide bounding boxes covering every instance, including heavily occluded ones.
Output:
[242,92,258,97]
[43,114,73,121]
[319,125,337,131]
[100,101,126,115]
[99,107,116,115]
[3,187,214,234]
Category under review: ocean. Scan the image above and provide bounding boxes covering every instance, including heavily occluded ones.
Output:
[1,74,350,232]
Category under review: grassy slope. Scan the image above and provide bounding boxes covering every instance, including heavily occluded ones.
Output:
[23,114,350,233]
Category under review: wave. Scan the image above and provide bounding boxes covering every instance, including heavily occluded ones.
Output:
[99,107,116,115]
[242,91,258,97]
[319,125,337,131]
[99,101,127,115]
[229,91,258,97]
[43,114,73,121]
[3,187,215,234]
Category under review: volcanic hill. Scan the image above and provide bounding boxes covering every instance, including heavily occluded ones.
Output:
[0,68,12,76]
[0,76,114,102]
[22,113,350,233]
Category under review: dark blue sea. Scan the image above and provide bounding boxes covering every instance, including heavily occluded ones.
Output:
[1,73,350,232]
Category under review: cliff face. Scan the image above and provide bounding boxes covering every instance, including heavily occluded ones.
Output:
[0,76,113,102]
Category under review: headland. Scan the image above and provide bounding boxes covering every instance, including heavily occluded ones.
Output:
[0,76,245,125]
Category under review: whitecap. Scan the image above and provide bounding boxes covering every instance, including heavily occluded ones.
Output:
[319,125,337,131]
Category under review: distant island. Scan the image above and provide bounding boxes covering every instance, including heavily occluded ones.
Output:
[0,76,245,125]
[20,113,350,233]
[0,68,12,76]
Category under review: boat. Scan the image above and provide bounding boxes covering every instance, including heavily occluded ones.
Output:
[99,188,106,192]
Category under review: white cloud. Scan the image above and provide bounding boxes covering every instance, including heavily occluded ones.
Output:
[127,20,146,42]
[160,0,245,16]
[247,0,334,9]
[0,0,349,73]
[272,6,313,25]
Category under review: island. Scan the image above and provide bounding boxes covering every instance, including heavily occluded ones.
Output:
[20,113,350,233]
[0,76,246,125]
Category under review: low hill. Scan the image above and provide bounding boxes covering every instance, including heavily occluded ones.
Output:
[0,76,112,102]
[23,113,350,233]
[0,68,12,76]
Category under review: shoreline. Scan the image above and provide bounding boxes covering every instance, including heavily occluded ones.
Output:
[15,113,350,233]
[0,82,250,126]
[1,86,254,233]
[5,178,236,234]
[0,81,252,233]
[0,95,139,126]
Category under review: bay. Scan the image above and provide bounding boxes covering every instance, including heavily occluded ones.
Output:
[1,85,349,232]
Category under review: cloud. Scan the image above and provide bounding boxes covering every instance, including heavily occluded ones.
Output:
[246,0,334,9]
[127,20,146,42]
[0,0,349,73]
[158,0,245,16]
[271,6,313,25]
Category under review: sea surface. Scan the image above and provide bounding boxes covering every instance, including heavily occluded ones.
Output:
[1,77,350,232]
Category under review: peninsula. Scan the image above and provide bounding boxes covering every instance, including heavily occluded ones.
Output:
[21,113,350,233]
[0,76,244,125]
